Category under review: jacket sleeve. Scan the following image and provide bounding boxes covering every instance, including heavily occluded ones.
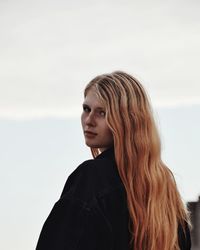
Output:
[36,196,113,250]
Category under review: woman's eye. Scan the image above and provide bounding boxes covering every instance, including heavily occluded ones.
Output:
[99,111,106,117]
[83,107,90,112]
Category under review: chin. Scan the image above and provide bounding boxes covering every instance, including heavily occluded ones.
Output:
[85,142,100,148]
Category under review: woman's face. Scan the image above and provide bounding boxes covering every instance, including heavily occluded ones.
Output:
[81,88,113,152]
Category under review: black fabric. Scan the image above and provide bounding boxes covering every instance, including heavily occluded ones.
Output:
[36,146,191,250]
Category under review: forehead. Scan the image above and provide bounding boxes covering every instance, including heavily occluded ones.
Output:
[83,88,105,108]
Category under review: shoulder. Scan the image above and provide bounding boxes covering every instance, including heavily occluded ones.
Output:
[36,175,114,250]
[60,157,124,204]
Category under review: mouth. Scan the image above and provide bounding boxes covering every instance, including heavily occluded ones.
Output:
[84,131,97,136]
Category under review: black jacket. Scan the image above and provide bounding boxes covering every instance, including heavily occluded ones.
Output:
[36,146,191,250]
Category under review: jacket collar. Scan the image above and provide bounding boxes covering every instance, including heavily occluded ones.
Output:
[95,145,115,161]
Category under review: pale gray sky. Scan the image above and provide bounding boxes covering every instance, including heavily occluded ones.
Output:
[0,0,200,119]
[0,1,199,250]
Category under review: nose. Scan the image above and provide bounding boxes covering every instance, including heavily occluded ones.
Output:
[85,112,96,127]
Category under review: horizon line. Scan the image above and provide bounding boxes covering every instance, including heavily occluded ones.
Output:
[0,100,200,121]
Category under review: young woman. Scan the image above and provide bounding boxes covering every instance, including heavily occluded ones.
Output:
[36,71,191,250]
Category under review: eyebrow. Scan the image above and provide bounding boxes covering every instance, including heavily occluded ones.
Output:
[82,103,105,110]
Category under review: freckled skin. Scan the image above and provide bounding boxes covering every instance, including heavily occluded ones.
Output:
[81,89,113,153]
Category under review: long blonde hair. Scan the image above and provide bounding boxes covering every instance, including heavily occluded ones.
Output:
[84,71,190,250]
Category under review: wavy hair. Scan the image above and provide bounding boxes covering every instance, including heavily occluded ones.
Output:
[84,71,190,250]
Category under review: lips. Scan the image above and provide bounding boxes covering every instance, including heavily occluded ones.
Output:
[84,131,97,136]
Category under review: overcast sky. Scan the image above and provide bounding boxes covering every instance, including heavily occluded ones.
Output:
[0,1,199,250]
[0,0,200,119]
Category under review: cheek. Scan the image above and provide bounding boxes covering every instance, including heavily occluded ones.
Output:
[103,125,113,139]
[108,129,113,140]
